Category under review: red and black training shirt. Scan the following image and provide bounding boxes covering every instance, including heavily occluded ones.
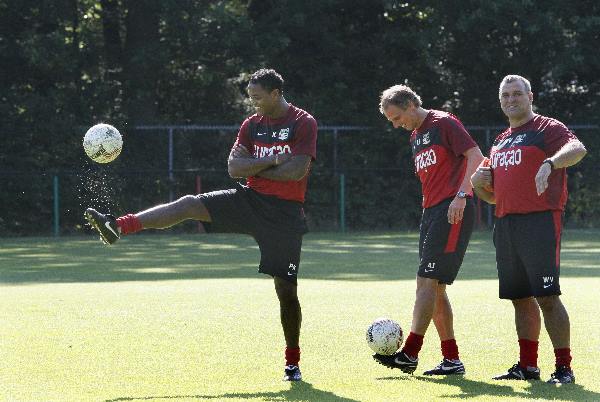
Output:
[410,110,478,208]
[490,114,579,217]
[236,104,317,203]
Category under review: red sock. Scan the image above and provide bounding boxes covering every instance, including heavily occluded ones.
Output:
[116,214,143,235]
[554,348,572,369]
[518,339,539,369]
[285,347,300,366]
[401,332,424,359]
[441,339,459,361]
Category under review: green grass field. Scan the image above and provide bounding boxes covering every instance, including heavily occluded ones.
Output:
[1,230,600,401]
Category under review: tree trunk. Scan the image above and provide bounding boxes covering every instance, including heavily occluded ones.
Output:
[123,0,162,124]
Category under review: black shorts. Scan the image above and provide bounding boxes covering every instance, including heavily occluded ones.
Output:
[198,183,308,285]
[418,197,474,285]
[494,210,562,299]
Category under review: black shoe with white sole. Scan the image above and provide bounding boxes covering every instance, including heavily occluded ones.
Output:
[547,366,575,384]
[373,351,418,374]
[283,365,302,381]
[493,363,540,380]
[84,208,120,245]
[423,359,465,375]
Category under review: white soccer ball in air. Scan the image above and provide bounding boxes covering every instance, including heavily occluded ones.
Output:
[366,317,403,355]
[83,123,123,163]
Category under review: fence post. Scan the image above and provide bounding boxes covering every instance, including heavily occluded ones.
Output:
[196,175,205,233]
[333,129,339,229]
[333,129,338,174]
[485,127,493,228]
[53,175,59,237]
[168,127,174,202]
[339,173,345,233]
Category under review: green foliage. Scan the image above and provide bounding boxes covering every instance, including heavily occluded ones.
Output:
[0,0,598,235]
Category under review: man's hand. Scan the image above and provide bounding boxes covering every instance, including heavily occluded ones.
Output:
[229,143,252,159]
[471,166,493,190]
[274,152,292,166]
[447,196,466,224]
[535,161,552,195]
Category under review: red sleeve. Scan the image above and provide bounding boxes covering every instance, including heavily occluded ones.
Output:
[292,116,318,160]
[544,120,579,156]
[234,118,253,151]
[442,116,478,156]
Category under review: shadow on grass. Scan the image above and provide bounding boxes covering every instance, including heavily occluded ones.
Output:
[1,230,599,284]
[415,375,600,400]
[104,380,359,402]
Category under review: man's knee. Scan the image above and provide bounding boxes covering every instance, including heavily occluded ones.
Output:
[416,276,438,298]
[274,277,299,304]
[511,296,535,308]
[536,295,562,311]
[176,194,201,208]
[176,194,210,221]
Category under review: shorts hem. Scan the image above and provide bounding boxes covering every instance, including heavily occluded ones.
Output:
[259,268,298,285]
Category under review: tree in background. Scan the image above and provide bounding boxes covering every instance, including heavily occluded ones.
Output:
[0,0,598,234]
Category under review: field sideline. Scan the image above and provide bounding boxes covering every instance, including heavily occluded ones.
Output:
[1,230,599,401]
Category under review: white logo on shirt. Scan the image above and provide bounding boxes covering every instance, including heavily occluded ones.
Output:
[415,149,437,172]
[512,134,526,144]
[254,144,292,158]
[278,128,290,140]
[491,149,522,170]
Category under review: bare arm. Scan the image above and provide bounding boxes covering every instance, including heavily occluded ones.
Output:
[257,154,312,181]
[447,146,484,224]
[547,139,588,169]
[535,140,587,195]
[458,146,484,194]
[227,143,290,178]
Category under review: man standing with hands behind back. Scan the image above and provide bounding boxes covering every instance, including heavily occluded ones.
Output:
[472,74,587,384]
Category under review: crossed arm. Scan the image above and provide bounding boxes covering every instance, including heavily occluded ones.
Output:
[227,143,312,181]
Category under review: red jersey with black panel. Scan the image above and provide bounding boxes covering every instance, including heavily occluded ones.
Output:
[490,114,578,217]
[410,110,478,208]
[236,104,317,203]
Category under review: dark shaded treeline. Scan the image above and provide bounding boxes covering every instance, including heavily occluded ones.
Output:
[1,0,598,235]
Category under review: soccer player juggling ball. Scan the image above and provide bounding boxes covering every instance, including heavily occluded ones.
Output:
[471,75,587,384]
[373,85,483,375]
[85,69,317,382]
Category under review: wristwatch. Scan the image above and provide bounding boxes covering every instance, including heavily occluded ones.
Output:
[543,158,555,170]
[456,191,468,199]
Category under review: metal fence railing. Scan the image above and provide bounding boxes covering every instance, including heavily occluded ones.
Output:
[1,124,597,236]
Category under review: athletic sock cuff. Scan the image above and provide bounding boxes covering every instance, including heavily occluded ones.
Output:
[116,214,142,235]
[285,347,300,366]
[402,332,424,359]
[441,339,459,360]
[518,338,539,369]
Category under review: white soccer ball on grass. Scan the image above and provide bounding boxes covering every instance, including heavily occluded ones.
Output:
[366,317,403,355]
[83,123,123,163]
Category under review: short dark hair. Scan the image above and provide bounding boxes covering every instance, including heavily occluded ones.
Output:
[379,84,422,114]
[499,74,532,95]
[249,68,284,93]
